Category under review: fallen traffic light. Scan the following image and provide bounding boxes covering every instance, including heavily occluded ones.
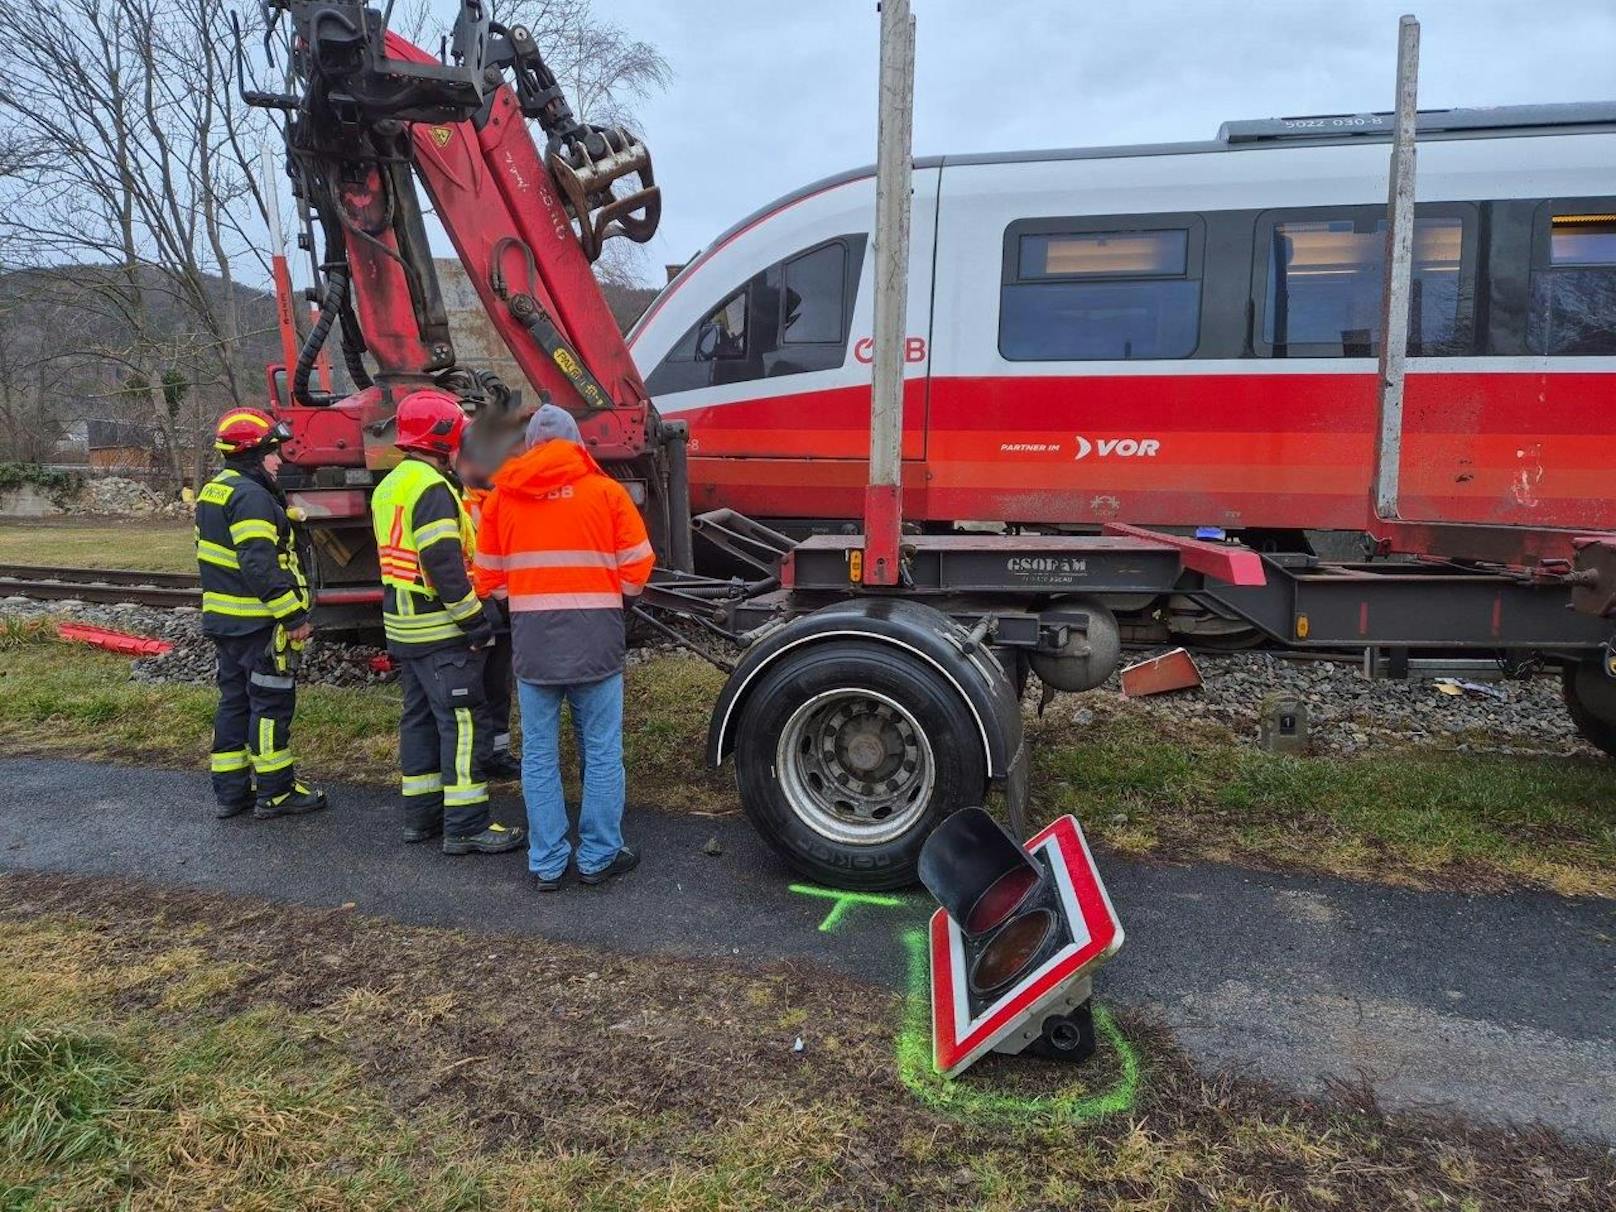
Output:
[918,807,1124,1078]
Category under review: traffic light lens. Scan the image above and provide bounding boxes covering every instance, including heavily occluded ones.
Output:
[969,908,1055,993]
[964,865,1041,934]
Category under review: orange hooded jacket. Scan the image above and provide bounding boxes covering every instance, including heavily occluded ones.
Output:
[471,440,654,684]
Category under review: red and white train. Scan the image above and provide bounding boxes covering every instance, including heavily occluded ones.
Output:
[627,102,1616,554]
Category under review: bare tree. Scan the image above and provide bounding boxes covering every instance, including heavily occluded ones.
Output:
[396,0,671,287]
[0,0,279,485]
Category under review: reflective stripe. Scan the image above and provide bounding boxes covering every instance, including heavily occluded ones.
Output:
[507,591,622,610]
[383,608,457,629]
[252,748,294,774]
[196,539,240,570]
[443,782,489,807]
[229,519,279,545]
[504,549,615,570]
[203,591,274,619]
[622,581,644,598]
[254,716,292,774]
[416,518,462,549]
[210,749,250,773]
[265,591,304,620]
[402,772,443,797]
[383,617,465,644]
[250,670,296,690]
[219,410,272,432]
[454,707,474,789]
[473,551,507,570]
[616,540,654,566]
[493,732,511,751]
[443,590,482,623]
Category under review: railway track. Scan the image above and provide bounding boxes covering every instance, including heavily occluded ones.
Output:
[0,563,202,608]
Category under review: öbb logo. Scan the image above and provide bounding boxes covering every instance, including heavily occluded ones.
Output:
[1074,435,1160,460]
[853,336,927,364]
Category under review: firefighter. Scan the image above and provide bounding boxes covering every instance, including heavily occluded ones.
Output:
[472,404,655,890]
[371,388,527,855]
[458,446,520,782]
[197,408,328,819]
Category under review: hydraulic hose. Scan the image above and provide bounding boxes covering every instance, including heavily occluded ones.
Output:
[337,302,373,390]
[292,269,347,407]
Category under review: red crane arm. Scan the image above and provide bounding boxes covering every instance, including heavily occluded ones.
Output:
[388,30,651,459]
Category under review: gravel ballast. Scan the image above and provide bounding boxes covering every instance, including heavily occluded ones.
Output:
[3,597,1598,758]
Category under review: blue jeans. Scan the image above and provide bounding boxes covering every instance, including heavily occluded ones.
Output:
[518,673,625,878]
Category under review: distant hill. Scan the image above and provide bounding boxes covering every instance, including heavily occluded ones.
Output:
[601,284,659,331]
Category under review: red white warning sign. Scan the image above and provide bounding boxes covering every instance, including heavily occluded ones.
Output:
[928,814,1123,1078]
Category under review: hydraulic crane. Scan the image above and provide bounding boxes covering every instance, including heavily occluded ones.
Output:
[236,0,692,598]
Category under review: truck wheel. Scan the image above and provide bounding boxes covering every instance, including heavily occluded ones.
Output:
[734,640,989,890]
[1563,662,1616,757]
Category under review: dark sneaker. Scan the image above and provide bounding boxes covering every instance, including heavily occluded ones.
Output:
[442,821,526,855]
[579,845,639,886]
[215,799,254,819]
[485,751,523,781]
[254,782,329,819]
[532,869,566,892]
[402,819,443,844]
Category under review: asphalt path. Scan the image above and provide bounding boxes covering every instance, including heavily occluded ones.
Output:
[1,756,1612,1139]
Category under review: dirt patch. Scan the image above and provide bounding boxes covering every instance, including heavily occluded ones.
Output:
[1,872,1610,1210]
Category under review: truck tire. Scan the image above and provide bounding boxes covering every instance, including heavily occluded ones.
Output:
[1563,662,1616,758]
[734,639,989,890]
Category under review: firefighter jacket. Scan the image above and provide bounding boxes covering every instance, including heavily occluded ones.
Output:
[471,439,655,685]
[194,462,311,638]
[371,456,485,655]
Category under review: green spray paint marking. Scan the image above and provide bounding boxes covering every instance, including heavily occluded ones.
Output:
[788,883,905,933]
[895,928,1140,1124]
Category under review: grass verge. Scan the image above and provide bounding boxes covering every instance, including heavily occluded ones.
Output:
[3,622,1615,897]
[0,517,195,574]
[1,872,1610,1211]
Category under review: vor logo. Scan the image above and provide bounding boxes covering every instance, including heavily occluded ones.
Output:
[1074,435,1160,460]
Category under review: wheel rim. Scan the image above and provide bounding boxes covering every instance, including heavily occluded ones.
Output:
[775,687,936,845]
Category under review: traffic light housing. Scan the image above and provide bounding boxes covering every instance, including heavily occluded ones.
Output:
[919,807,1123,1078]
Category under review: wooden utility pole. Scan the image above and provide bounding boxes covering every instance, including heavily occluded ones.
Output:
[863,0,915,586]
[1373,14,1420,520]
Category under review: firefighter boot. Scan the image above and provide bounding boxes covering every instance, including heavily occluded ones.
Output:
[402,806,444,844]
[254,781,330,820]
[442,821,527,855]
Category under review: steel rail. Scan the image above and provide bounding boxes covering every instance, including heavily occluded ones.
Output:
[0,564,203,608]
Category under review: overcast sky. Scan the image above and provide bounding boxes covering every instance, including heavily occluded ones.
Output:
[585,0,1616,282]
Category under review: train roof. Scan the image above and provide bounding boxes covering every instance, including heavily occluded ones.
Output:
[721,101,1616,237]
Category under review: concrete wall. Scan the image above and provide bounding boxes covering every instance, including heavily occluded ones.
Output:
[0,484,63,517]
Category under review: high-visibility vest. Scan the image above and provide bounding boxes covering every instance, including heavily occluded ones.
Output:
[370,457,479,649]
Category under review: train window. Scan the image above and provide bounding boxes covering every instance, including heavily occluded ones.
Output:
[1257,211,1467,356]
[1019,230,1188,279]
[1528,211,1616,355]
[645,235,866,395]
[696,290,749,362]
[999,218,1204,361]
[781,243,846,344]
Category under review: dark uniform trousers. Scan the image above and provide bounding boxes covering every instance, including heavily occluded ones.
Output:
[484,619,514,753]
[399,643,495,837]
[211,626,298,806]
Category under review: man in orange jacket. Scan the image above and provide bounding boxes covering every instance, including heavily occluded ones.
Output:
[472,405,655,890]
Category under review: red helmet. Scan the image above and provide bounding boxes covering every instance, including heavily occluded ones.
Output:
[215,407,291,456]
[394,389,468,458]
